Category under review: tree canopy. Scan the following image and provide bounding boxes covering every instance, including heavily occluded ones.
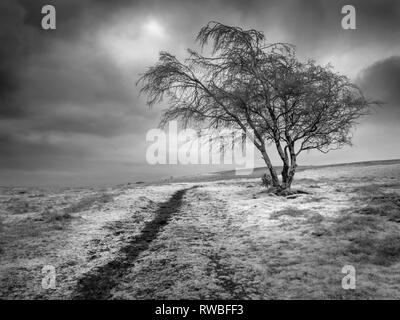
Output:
[138,21,378,191]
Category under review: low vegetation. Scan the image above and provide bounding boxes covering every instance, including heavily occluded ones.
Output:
[0,161,399,299]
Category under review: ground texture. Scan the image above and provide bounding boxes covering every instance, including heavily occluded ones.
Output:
[1,161,400,299]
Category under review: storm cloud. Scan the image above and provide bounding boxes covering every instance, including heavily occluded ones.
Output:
[1,0,399,186]
[358,56,400,122]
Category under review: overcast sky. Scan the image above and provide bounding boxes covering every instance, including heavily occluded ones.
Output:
[1,0,399,186]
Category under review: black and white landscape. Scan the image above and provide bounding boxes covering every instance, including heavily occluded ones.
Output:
[0,0,400,300]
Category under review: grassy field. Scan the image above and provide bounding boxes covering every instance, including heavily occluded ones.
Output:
[1,160,400,299]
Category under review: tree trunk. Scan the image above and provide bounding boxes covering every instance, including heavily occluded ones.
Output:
[260,149,280,188]
[280,145,297,190]
[285,152,297,190]
[273,139,292,191]
[283,165,296,189]
[281,162,290,187]
[279,168,296,190]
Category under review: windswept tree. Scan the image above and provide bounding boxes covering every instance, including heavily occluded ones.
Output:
[138,22,378,192]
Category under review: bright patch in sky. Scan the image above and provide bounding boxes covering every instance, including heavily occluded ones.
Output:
[143,19,165,37]
[99,17,168,66]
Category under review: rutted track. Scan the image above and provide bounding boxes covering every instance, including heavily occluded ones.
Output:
[73,187,197,299]
[107,184,254,299]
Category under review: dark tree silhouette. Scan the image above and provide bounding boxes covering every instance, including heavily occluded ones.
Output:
[138,21,378,191]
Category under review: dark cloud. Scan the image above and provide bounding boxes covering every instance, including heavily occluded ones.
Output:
[359,56,400,103]
[0,130,90,170]
[357,56,400,122]
[0,1,26,115]
[0,0,135,114]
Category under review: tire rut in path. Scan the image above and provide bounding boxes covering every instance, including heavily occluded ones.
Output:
[73,186,196,299]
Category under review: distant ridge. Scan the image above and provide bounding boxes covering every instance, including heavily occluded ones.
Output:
[171,158,400,184]
[221,158,400,176]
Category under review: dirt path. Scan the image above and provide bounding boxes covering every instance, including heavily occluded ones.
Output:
[106,184,262,299]
[71,184,255,299]
[74,177,400,300]
[73,187,197,299]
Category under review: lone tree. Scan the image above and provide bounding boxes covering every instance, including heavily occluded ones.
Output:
[138,22,377,192]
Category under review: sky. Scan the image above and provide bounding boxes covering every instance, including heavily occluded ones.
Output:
[0,0,399,186]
